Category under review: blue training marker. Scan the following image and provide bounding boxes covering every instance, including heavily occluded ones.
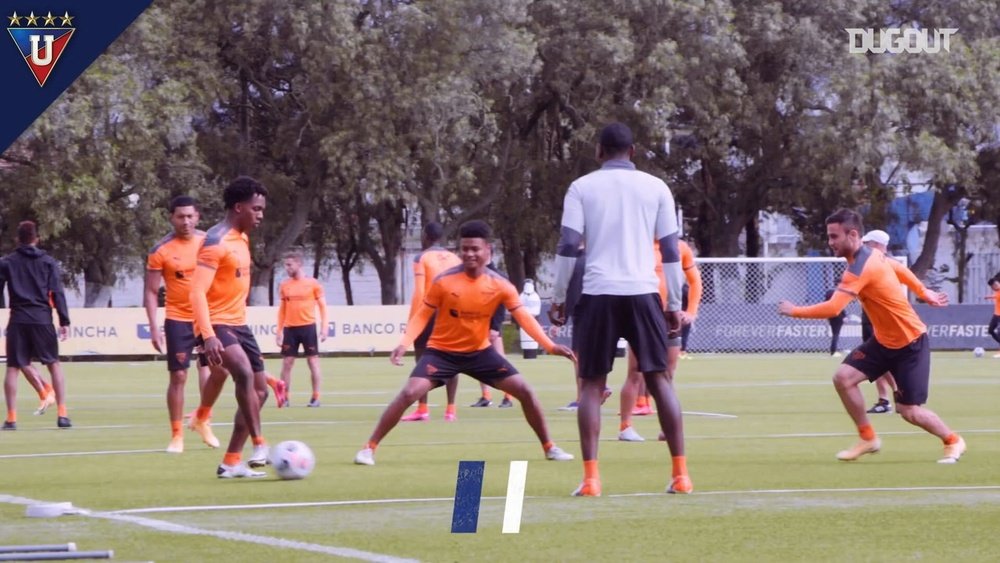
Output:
[451,460,486,533]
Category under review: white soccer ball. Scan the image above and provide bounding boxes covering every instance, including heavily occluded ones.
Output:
[269,440,315,480]
[973,347,985,358]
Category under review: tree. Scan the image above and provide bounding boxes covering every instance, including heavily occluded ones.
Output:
[0,1,218,305]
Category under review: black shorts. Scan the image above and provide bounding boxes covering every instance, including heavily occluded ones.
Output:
[281,325,319,357]
[5,322,58,367]
[572,293,668,378]
[413,313,437,359]
[410,347,518,384]
[198,325,265,373]
[861,321,873,343]
[843,333,930,405]
[164,319,198,371]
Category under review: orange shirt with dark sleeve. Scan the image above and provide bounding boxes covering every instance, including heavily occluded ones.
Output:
[191,224,251,339]
[654,240,701,316]
[990,289,1000,315]
[409,247,462,319]
[146,231,205,322]
[400,267,555,353]
[278,277,326,330]
[791,247,925,349]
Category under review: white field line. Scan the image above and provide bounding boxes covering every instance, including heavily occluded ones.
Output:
[607,485,1000,498]
[0,494,418,563]
[42,484,1000,518]
[3,428,1000,460]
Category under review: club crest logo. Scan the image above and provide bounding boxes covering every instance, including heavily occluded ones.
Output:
[7,10,75,87]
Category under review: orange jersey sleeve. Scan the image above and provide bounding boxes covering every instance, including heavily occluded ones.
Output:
[147,233,204,322]
[994,289,1000,315]
[680,241,702,316]
[423,268,511,353]
[279,277,323,328]
[653,241,667,308]
[887,258,927,296]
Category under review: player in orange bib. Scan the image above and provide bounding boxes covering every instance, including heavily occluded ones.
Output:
[619,239,702,442]
[144,195,215,453]
[400,222,462,422]
[276,250,328,407]
[985,276,1000,357]
[779,209,965,464]
[354,220,577,466]
[189,176,274,479]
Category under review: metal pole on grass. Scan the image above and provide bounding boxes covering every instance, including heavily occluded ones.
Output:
[0,550,112,561]
[0,545,76,554]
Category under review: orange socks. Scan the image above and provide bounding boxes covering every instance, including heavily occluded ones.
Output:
[943,433,960,445]
[620,421,632,432]
[195,406,212,421]
[223,452,241,466]
[57,404,67,417]
[6,409,15,423]
[635,396,649,409]
[672,455,688,477]
[415,403,429,415]
[445,404,456,416]
[252,436,266,447]
[482,389,492,400]
[366,440,379,452]
[170,420,183,438]
[583,459,600,481]
[542,441,554,453]
[312,391,320,401]
[858,424,876,441]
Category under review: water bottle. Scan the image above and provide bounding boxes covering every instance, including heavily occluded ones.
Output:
[519,279,542,359]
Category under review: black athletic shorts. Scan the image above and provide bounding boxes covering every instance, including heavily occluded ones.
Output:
[281,325,319,357]
[572,293,668,378]
[197,324,265,373]
[843,333,931,405]
[410,347,518,384]
[164,318,198,371]
[5,322,58,367]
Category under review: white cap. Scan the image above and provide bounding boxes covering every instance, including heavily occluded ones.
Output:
[861,229,890,246]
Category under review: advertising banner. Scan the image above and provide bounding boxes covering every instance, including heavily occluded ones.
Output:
[0,305,411,356]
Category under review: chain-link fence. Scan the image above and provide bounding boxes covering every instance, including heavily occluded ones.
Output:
[690,257,868,354]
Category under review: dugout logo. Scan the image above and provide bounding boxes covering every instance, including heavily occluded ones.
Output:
[7,10,75,87]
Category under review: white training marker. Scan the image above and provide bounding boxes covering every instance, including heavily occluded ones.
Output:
[501,461,528,534]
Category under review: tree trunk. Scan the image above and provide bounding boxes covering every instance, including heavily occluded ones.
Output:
[83,260,114,307]
[249,186,315,305]
[911,189,952,279]
[501,233,525,291]
[359,197,405,305]
[341,266,355,306]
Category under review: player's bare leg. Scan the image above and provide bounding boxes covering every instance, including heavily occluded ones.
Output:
[46,361,69,426]
[3,367,18,428]
[165,368,189,452]
[306,355,322,405]
[488,373,572,461]
[832,364,882,461]
[619,352,644,441]
[279,355,295,405]
[372,377,437,442]
[226,369,269,465]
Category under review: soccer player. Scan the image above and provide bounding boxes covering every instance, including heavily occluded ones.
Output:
[145,195,216,453]
[550,122,690,496]
[276,250,328,407]
[354,220,576,466]
[778,209,965,463]
[189,176,273,478]
[859,229,898,413]
[985,276,1000,358]
[620,239,703,442]
[400,222,462,422]
[0,221,72,430]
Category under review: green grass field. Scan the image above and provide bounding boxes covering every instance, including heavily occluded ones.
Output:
[1,353,997,562]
